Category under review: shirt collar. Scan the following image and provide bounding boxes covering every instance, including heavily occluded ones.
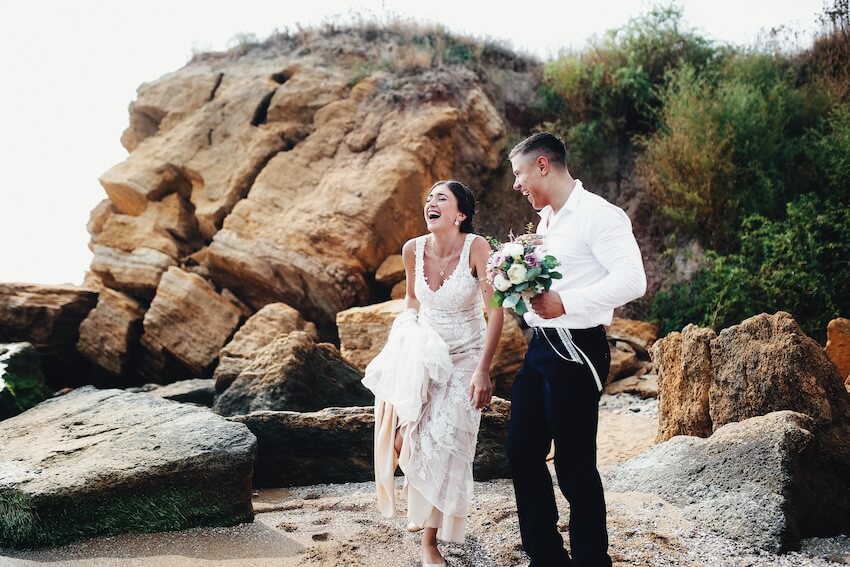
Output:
[537,179,585,222]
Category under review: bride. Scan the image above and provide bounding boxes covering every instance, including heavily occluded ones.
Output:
[366,180,504,566]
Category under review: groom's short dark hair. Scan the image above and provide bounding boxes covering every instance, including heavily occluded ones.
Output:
[509,132,567,169]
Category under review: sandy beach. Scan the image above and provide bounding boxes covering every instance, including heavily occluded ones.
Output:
[2,394,849,567]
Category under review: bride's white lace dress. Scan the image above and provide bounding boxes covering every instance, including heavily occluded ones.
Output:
[402,232,486,542]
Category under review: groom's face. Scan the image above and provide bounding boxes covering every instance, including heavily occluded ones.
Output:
[511,153,544,210]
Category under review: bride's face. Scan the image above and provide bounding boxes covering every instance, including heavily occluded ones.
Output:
[424,184,462,231]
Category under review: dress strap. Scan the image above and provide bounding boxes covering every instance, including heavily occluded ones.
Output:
[459,233,476,271]
[414,236,426,278]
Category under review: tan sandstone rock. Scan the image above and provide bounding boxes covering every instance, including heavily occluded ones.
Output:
[608,341,641,383]
[90,245,177,299]
[101,64,303,238]
[375,254,405,287]
[607,317,658,357]
[826,318,850,390]
[214,303,318,392]
[140,267,242,380]
[204,78,505,331]
[604,374,659,399]
[77,288,145,377]
[390,280,406,300]
[93,193,202,260]
[652,324,716,442]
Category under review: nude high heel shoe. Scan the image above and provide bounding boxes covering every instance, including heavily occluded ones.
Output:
[406,521,424,532]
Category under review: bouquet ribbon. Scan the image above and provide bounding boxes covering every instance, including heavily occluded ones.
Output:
[533,327,603,392]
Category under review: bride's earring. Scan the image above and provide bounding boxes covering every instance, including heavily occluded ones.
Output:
[454,219,460,226]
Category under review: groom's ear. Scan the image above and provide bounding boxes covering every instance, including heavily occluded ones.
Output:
[536,155,549,175]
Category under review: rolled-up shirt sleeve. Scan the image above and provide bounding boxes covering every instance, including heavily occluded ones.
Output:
[558,206,646,316]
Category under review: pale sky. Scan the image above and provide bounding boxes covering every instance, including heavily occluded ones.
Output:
[0,0,823,285]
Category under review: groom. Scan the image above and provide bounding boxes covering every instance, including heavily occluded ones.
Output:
[506,133,646,567]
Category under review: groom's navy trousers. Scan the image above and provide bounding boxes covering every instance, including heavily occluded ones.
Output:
[507,325,612,567]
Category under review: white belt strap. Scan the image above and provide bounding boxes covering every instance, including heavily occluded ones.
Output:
[536,327,603,392]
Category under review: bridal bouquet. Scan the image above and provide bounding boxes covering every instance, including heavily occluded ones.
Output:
[485,227,562,315]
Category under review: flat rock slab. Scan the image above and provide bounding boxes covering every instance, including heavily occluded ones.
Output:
[0,387,256,548]
[606,411,817,553]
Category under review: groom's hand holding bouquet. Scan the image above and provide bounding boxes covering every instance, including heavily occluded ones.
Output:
[485,225,562,316]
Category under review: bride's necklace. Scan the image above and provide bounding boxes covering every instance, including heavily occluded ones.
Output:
[431,234,461,277]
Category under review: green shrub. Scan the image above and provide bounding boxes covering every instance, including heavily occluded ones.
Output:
[541,5,715,172]
[650,193,850,342]
[806,103,850,201]
[638,53,818,248]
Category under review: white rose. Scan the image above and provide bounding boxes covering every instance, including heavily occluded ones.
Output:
[502,243,524,258]
[493,273,512,291]
[507,263,528,285]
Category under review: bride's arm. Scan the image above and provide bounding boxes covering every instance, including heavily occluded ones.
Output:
[401,239,421,313]
[469,236,503,410]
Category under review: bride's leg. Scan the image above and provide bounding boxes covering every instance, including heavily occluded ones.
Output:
[421,527,444,564]
[394,427,404,457]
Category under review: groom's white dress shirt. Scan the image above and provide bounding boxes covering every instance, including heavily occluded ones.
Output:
[523,180,647,330]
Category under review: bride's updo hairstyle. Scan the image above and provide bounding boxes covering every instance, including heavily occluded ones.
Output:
[431,180,477,234]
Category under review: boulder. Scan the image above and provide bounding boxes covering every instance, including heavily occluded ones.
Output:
[229,406,374,487]
[709,312,850,431]
[652,324,715,442]
[337,300,408,371]
[229,396,512,487]
[0,387,256,548]
[607,411,849,552]
[603,374,658,399]
[213,331,372,417]
[132,378,217,407]
[0,283,97,387]
[826,317,850,387]
[77,288,145,378]
[140,267,242,381]
[214,303,318,393]
[607,341,640,384]
[375,254,405,287]
[0,343,50,420]
[606,318,658,357]
[336,299,526,398]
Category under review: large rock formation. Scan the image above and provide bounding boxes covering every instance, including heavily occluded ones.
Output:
[0,284,97,387]
[607,411,844,552]
[0,387,256,548]
[213,331,372,416]
[87,30,541,353]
